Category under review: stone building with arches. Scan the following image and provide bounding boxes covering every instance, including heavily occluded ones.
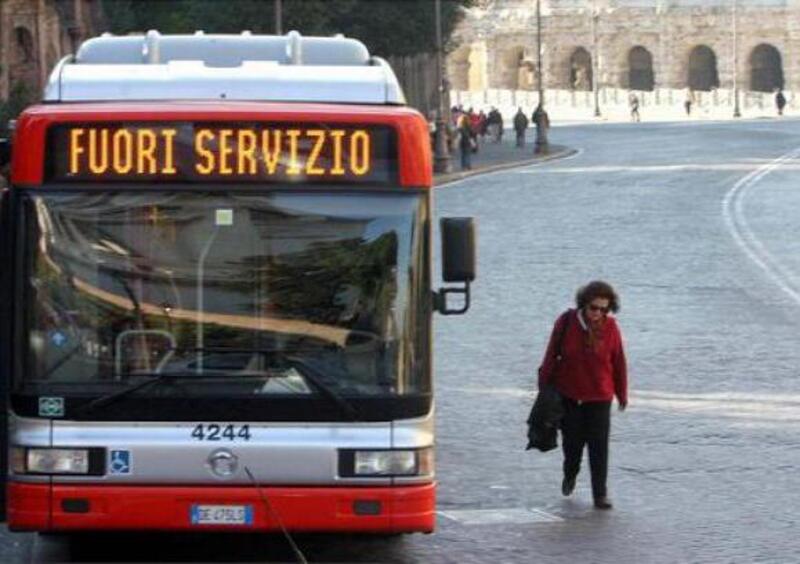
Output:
[0,0,99,100]
[448,0,800,96]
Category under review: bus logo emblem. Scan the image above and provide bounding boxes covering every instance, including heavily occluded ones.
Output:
[39,397,64,417]
[109,450,132,475]
[207,449,238,478]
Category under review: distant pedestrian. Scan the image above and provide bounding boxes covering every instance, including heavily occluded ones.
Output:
[427,110,437,150]
[478,110,488,141]
[628,93,640,122]
[451,104,464,128]
[513,107,529,148]
[495,108,504,142]
[684,89,694,116]
[487,107,502,143]
[537,281,628,510]
[457,115,473,170]
[531,103,550,154]
[468,108,481,152]
[775,89,786,116]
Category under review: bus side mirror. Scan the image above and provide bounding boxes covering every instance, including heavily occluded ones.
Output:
[435,217,476,315]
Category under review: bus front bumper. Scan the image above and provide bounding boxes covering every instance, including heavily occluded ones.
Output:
[7,481,436,533]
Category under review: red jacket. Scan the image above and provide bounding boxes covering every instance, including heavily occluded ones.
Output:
[538,309,628,404]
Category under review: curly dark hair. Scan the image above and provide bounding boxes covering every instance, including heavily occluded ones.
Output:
[575,280,620,313]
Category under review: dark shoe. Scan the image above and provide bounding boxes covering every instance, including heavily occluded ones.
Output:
[561,476,576,496]
[594,497,613,510]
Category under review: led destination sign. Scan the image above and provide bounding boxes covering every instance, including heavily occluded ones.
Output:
[49,123,397,183]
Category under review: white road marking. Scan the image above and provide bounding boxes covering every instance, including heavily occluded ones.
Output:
[441,386,800,405]
[634,390,800,404]
[516,163,800,174]
[438,507,563,525]
[657,119,798,129]
[721,146,800,305]
[439,387,800,423]
[439,385,530,397]
[633,391,800,423]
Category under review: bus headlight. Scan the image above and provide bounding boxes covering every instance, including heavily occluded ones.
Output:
[340,448,433,477]
[10,447,26,474]
[26,448,90,474]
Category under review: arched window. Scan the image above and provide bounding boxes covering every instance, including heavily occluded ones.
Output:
[503,47,526,89]
[449,45,472,91]
[569,47,592,91]
[628,46,654,91]
[749,44,784,92]
[14,27,35,64]
[688,45,719,91]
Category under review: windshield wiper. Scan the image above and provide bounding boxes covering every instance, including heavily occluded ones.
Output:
[284,356,361,422]
[73,372,270,416]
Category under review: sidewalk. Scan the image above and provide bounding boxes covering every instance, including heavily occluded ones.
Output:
[547,103,795,126]
[452,87,798,129]
[434,132,575,186]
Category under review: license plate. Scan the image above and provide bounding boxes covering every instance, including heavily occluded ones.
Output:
[190,504,253,526]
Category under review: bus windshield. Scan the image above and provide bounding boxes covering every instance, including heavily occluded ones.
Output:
[21,190,429,398]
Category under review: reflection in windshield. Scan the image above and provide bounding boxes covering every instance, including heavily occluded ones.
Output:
[23,190,428,397]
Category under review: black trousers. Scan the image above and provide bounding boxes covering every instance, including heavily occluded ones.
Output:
[561,398,611,499]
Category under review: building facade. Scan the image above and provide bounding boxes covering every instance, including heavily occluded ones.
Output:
[0,0,99,100]
[448,0,800,95]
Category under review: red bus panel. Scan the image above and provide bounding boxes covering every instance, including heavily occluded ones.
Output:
[7,481,435,533]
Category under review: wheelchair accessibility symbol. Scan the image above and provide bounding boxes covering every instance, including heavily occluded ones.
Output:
[109,450,132,475]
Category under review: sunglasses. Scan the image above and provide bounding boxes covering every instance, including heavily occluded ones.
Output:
[587,304,609,314]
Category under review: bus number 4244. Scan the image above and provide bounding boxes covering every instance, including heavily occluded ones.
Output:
[191,424,251,441]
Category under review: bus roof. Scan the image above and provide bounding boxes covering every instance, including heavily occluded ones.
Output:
[44,31,406,105]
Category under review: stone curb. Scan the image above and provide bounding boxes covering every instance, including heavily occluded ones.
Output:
[433,144,577,187]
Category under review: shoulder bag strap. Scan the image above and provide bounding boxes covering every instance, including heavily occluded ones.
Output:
[552,309,571,367]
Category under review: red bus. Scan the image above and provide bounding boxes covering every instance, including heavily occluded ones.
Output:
[0,31,474,535]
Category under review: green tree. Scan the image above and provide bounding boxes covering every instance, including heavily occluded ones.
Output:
[99,0,473,57]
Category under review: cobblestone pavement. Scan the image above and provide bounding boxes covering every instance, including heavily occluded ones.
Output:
[6,118,800,562]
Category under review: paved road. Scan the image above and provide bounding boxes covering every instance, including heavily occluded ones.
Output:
[5,118,800,562]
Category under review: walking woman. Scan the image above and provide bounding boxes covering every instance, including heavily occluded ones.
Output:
[537,281,628,509]
[457,115,473,170]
